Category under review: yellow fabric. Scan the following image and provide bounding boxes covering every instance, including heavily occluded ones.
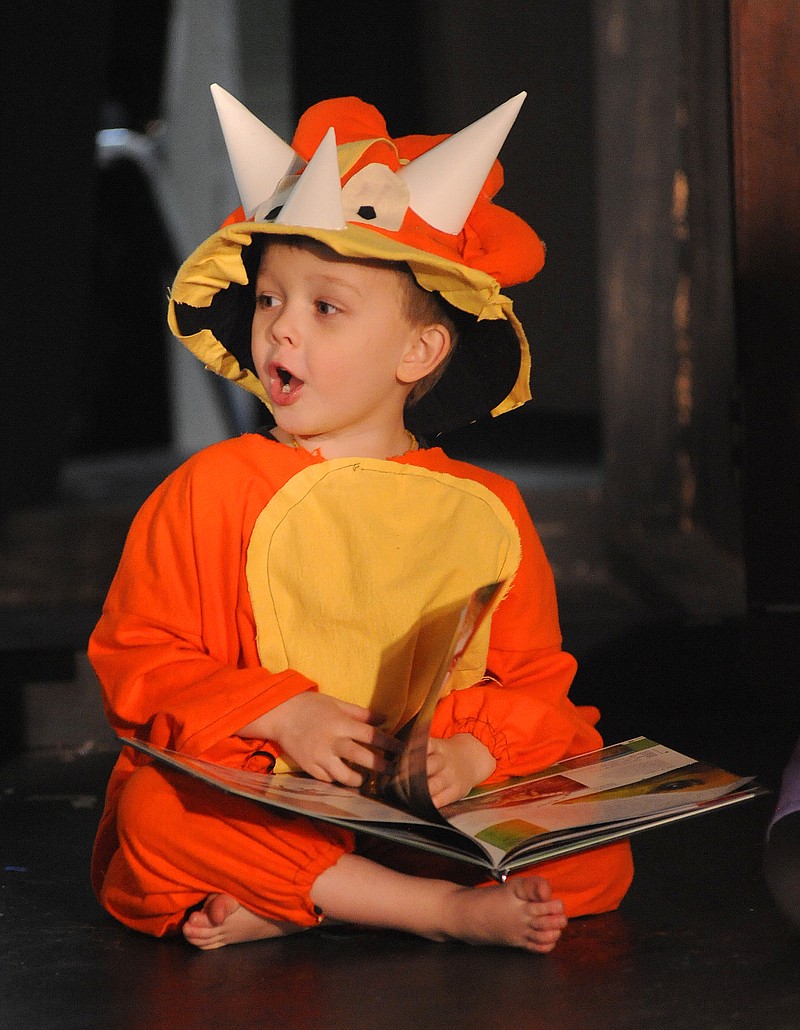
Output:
[245,459,522,772]
[166,220,533,419]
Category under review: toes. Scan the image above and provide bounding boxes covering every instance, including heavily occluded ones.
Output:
[511,875,556,907]
[184,909,213,930]
[182,896,235,949]
[529,876,552,902]
[524,923,565,953]
[206,893,239,927]
[182,923,217,948]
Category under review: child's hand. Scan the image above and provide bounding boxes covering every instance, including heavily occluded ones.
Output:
[426,733,497,809]
[253,692,400,788]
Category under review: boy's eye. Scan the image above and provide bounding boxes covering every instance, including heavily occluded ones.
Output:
[257,293,279,309]
[316,301,339,315]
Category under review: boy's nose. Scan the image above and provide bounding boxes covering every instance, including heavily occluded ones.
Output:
[269,306,299,346]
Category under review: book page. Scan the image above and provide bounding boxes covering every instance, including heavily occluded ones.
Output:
[441,740,755,856]
[375,580,505,820]
[125,744,440,825]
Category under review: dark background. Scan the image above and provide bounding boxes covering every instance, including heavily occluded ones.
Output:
[2,8,800,1027]
[1,1,798,772]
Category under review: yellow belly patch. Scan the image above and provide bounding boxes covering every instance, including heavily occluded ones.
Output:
[246,459,521,760]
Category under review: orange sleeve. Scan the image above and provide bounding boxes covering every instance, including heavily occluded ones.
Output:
[429,476,602,781]
[88,442,317,762]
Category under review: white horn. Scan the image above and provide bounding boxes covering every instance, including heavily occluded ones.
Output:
[210,83,301,220]
[275,127,347,230]
[398,92,527,235]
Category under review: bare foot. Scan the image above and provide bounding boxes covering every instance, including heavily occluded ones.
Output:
[438,876,567,953]
[311,854,567,953]
[182,894,301,950]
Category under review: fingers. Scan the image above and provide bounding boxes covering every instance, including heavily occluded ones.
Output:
[426,739,462,808]
[346,742,396,777]
[429,782,460,810]
[333,702,401,755]
[336,701,389,727]
[427,748,452,807]
[313,729,400,787]
[275,692,402,786]
[325,760,366,789]
[514,875,557,907]
[428,769,460,809]
[346,724,400,763]
[426,751,444,781]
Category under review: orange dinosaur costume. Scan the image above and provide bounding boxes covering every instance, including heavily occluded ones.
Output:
[89,89,633,936]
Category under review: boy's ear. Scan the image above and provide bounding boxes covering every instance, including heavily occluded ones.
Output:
[397,324,452,385]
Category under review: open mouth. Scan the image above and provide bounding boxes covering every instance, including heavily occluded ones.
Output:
[270,362,304,400]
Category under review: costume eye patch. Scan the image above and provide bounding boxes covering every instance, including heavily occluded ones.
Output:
[342,163,410,231]
[252,176,301,222]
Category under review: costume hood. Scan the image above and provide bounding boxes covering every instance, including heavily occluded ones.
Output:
[168,87,545,436]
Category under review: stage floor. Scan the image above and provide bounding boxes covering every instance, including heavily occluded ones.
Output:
[0,746,796,1030]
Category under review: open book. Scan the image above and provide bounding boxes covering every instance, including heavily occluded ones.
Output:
[121,583,765,881]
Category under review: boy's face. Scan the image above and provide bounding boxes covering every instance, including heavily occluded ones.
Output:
[251,243,425,448]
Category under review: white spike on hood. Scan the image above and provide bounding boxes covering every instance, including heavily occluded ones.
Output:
[210,83,300,219]
[398,92,527,235]
[275,127,347,230]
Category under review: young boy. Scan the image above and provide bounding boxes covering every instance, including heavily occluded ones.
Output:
[89,87,633,954]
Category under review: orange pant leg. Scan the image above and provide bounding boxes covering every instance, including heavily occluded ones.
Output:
[99,764,354,937]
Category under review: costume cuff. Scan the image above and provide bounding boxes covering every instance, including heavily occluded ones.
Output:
[432,717,510,774]
[182,670,319,757]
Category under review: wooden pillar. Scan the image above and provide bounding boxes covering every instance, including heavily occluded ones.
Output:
[593,0,744,618]
[729,1,800,612]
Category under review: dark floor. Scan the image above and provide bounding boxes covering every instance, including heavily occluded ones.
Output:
[1,748,795,1030]
[2,447,799,1029]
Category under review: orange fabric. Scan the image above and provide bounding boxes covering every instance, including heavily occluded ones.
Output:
[90,434,633,934]
[102,764,352,935]
[291,96,392,159]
